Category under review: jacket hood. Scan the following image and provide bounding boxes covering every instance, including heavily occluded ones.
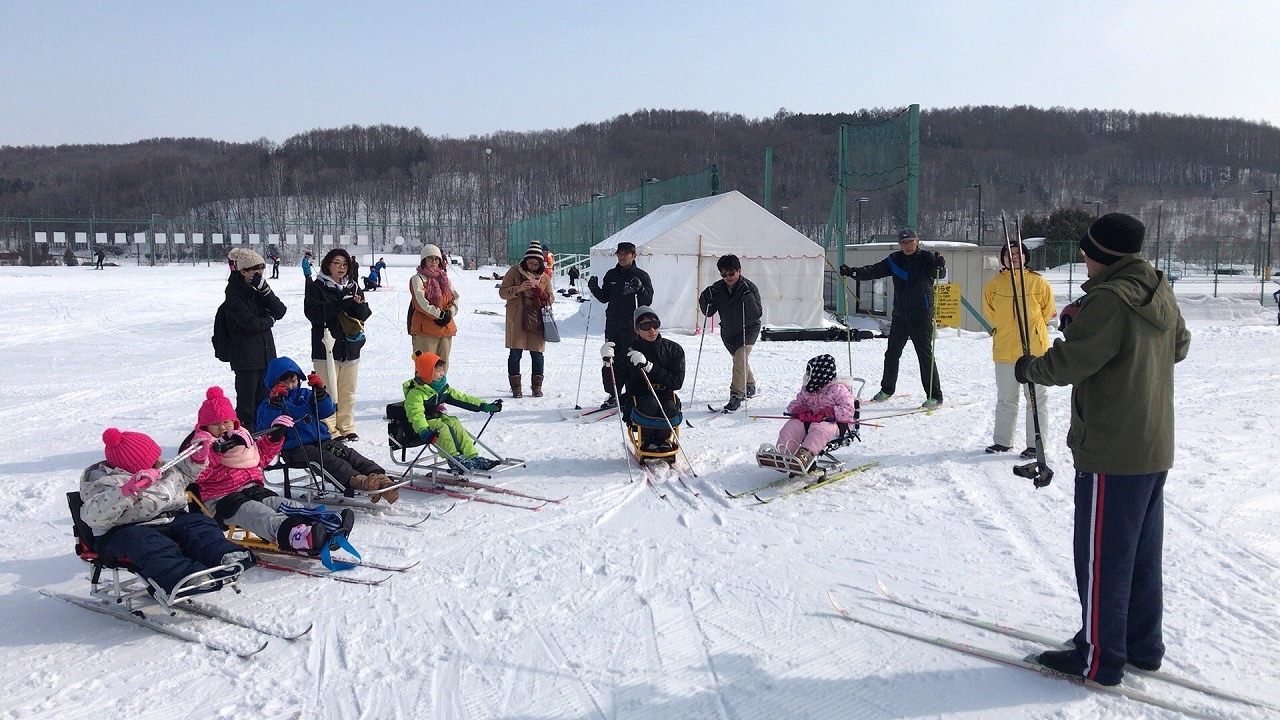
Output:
[1082,256,1178,332]
[264,356,307,390]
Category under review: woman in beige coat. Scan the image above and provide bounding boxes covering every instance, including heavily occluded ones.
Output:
[499,240,553,397]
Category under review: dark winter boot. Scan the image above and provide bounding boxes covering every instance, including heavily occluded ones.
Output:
[509,375,523,398]
[531,375,544,398]
[722,393,743,413]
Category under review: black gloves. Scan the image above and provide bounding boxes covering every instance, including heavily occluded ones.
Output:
[588,276,600,291]
[839,264,853,278]
[213,433,248,454]
[934,252,946,271]
[1014,354,1033,384]
[1059,297,1084,332]
[624,277,643,295]
[250,272,268,293]
[435,310,452,326]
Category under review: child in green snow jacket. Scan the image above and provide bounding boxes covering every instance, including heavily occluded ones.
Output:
[404,351,503,470]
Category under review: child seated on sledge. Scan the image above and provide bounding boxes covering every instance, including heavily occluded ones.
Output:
[80,428,253,604]
[604,306,685,452]
[404,350,503,471]
[256,357,399,503]
[187,386,354,555]
[773,354,857,471]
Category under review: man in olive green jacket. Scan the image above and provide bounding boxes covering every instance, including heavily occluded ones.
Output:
[1015,212,1190,687]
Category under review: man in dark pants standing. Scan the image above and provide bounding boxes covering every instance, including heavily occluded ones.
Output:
[840,228,945,408]
[223,248,288,428]
[588,241,654,407]
[1017,213,1191,686]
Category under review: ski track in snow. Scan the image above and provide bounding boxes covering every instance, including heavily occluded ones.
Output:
[1,262,1278,718]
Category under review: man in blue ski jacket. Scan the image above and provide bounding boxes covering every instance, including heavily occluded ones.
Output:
[840,228,946,407]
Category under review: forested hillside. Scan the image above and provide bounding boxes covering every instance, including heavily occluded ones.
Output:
[2,106,1277,260]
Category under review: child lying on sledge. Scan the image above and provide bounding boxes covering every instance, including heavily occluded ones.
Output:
[770,354,858,472]
[404,350,503,471]
[186,386,354,554]
[256,357,399,503]
[80,427,253,604]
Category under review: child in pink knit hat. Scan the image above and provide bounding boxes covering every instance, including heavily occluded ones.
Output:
[79,427,249,604]
[186,387,353,555]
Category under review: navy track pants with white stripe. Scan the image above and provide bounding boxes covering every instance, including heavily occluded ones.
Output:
[1070,469,1167,684]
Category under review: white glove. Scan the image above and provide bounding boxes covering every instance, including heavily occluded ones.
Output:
[627,349,653,373]
[600,341,615,363]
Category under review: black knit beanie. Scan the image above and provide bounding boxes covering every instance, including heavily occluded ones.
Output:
[1080,213,1144,266]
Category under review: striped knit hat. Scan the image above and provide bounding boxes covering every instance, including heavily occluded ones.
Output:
[523,240,544,264]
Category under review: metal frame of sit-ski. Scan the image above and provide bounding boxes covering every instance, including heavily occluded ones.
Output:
[756,378,866,479]
[385,401,525,483]
[66,490,244,613]
[262,446,412,510]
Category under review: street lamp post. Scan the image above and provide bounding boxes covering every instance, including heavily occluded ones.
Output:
[855,197,869,243]
[966,184,982,245]
[589,192,605,248]
[484,148,493,263]
[1255,189,1274,293]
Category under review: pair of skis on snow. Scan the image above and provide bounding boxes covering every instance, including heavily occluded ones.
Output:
[725,460,880,503]
[828,577,1277,718]
[41,589,314,658]
[403,474,567,511]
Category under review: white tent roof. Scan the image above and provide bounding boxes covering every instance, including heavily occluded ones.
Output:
[590,191,826,331]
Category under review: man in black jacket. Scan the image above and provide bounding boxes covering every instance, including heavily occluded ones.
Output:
[588,242,654,408]
[224,248,288,427]
[698,254,763,412]
[604,306,684,452]
[840,228,945,408]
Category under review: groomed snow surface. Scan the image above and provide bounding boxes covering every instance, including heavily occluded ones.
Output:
[2,258,1278,719]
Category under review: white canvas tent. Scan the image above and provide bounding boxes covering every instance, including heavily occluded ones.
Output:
[589,191,825,331]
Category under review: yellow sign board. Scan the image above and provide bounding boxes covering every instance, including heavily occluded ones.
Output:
[934,283,961,328]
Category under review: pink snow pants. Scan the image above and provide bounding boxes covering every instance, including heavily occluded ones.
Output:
[776,419,839,455]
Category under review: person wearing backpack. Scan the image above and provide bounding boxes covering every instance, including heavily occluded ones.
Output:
[223,248,287,428]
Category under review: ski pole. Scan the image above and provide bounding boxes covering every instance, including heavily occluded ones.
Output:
[1000,214,1053,489]
[637,368,697,477]
[572,301,594,409]
[605,358,635,484]
[686,311,708,422]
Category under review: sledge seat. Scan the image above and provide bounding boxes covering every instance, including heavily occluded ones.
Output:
[626,405,682,462]
[66,491,239,610]
[386,401,526,481]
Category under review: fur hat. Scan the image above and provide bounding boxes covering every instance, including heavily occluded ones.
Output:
[523,240,544,264]
[420,244,442,261]
[633,305,660,328]
[228,247,266,271]
[1080,213,1145,266]
[102,427,162,474]
[804,354,838,393]
[197,386,238,428]
[414,350,442,381]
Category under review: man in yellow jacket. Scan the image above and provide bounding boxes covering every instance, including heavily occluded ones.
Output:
[982,241,1055,457]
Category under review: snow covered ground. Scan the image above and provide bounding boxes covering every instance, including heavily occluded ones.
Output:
[1,257,1278,719]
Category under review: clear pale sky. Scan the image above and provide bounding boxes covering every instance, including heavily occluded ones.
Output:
[2,0,1276,147]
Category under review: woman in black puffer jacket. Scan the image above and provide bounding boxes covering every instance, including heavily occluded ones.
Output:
[304,248,371,441]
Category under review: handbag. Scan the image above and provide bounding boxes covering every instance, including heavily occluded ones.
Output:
[539,305,561,343]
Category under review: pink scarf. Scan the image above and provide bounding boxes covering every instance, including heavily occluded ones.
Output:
[418,265,452,307]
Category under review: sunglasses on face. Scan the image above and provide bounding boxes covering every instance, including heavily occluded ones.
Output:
[720,270,737,278]
[637,321,660,331]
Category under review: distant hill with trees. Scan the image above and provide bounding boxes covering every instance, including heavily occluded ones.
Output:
[2,106,1276,262]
